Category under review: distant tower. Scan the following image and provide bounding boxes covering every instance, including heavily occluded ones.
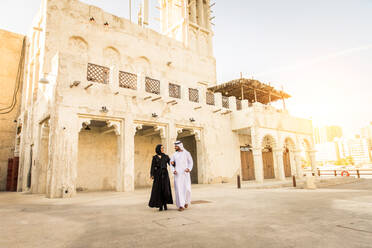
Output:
[159,0,214,57]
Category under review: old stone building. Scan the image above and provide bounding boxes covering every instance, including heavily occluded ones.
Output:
[4,0,316,198]
[0,30,25,191]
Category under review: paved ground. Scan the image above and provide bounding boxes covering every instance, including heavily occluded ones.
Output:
[1,179,372,248]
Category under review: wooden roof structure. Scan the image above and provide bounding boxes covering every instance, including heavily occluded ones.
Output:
[208,78,291,104]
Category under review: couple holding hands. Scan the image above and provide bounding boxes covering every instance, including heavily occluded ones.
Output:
[148,141,193,212]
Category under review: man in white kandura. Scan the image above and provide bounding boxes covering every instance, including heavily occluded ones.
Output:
[170,141,193,211]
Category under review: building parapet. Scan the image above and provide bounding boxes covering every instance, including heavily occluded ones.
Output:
[231,102,313,134]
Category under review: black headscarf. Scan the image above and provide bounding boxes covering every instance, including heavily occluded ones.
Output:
[155,144,164,156]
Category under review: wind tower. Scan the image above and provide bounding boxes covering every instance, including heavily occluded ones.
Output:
[159,0,214,57]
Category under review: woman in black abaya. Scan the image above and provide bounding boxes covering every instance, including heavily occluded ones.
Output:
[148,144,173,211]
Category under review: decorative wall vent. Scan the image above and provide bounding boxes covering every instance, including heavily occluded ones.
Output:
[87,63,109,84]
[189,88,199,103]
[169,83,181,98]
[222,96,229,109]
[145,77,160,94]
[206,91,215,105]
[119,71,137,90]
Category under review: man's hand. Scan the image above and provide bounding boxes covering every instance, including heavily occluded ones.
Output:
[151,176,154,180]
[173,171,177,175]
[185,168,190,173]
[171,161,175,166]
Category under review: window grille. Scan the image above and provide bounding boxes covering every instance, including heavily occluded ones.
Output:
[189,88,199,103]
[206,91,215,105]
[119,71,137,90]
[87,63,109,84]
[145,77,160,95]
[222,96,229,109]
[236,99,242,110]
[169,83,181,98]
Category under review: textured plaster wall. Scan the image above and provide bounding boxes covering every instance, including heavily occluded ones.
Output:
[0,29,24,190]
[77,130,118,191]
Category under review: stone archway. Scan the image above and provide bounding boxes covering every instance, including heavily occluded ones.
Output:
[176,128,202,184]
[76,119,120,192]
[134,125,165,189]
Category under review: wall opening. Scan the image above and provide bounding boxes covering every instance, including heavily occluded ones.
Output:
[177,130,198,184]
[76,120,118,191]
[240,146,255,181]
[134,125,162,189]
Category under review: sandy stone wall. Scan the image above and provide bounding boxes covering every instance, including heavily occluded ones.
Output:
[0,29,24,191]
[77,130,118,191]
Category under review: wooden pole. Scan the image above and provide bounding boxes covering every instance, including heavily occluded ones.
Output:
[357,170,360,178]
[240,72,244,100]
[318,169,321,176]
[254,88,257,102]
[237,175,241,189]
[129,0,132,22]
[292,175,296,187]
[281,85,286,110]
[268,83,271,105]
[334,170,337,176]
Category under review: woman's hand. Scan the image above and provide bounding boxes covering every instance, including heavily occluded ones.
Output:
[173,171,177,175]
[185,168,190,173]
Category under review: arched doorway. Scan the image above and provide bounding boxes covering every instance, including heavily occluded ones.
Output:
[134,125,163,189]
[283,137,296,178]
[240,146,255,181]
[76,120,119,192]
[262,135,275,179]
[176,129,198,184]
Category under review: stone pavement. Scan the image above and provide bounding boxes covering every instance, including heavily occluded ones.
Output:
[1,179,372,248]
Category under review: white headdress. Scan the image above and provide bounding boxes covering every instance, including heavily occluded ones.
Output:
[174,140,186,151]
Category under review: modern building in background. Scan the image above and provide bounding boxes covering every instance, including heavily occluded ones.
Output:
[336,137,370,165]
[314,125,343,144]
[315,142,338,164]
[361,122,372,161]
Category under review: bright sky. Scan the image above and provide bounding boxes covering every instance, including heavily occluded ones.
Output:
[1,0,371,136]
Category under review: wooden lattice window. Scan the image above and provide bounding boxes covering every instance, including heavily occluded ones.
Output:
[189,88,199,103]
[87,63,109,84]
[222,96,229,109]
[236,99,242,110]
[119,71,137,90]
[206,91,215,105]
[169,83,181,98]
[145,77,160,94]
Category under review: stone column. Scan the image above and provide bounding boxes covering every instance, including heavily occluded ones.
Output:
[121,117,136,192]
[190,0,197,23]
[46,113,79,198]
[274,148,285,181]
[252,147,264,183]
[228,96,237,111]
[309,150,318,176]
[197,0,204,27]
[241,100,249,110]
[109,65,119,93]
[294,150,303,179]
[214,92,222,109]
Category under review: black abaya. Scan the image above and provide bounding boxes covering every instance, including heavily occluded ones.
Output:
[148,154,173,208]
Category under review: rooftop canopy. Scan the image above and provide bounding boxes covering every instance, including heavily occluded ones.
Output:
[208,78,291,105]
